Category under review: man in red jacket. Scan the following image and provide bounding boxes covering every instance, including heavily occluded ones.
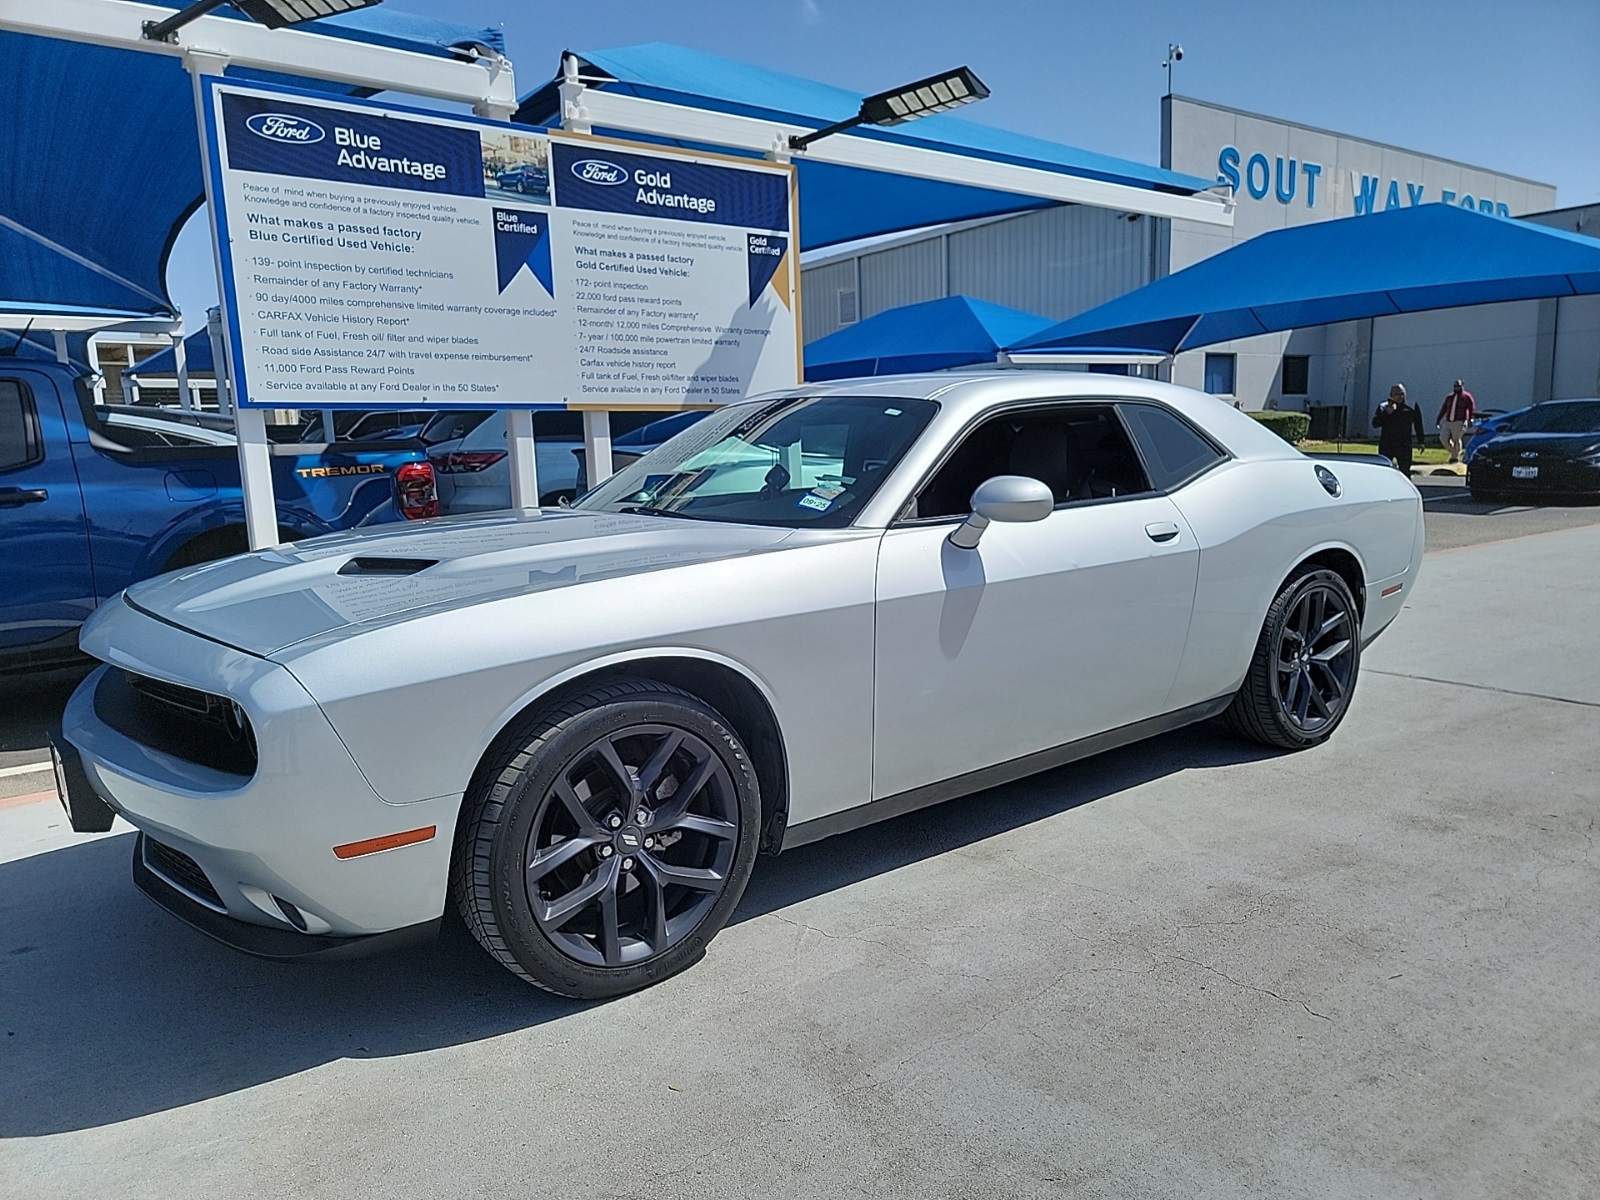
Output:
[1436,380,1476,463]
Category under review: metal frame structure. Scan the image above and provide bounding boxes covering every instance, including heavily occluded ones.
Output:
[0,0,519,547]
[553,61,1236,228]
[4,5,1233,549]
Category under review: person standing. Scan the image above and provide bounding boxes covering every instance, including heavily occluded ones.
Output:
[1436,379,1476,463]
[1373,384,1425,474]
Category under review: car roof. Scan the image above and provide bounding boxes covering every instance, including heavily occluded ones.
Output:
[752,369,1299,462]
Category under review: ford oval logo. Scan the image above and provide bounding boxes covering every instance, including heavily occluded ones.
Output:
[571,159,628,186]
[245,113,325,144]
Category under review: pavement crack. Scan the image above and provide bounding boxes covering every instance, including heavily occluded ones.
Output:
[1365,669,1600,709]
[1168,953,1333,1021]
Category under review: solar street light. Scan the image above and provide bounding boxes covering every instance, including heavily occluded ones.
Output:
[788,66,989,152]
[144,0,383,43]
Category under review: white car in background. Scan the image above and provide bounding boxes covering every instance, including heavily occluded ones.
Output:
[425,412,582,511]
[428,410,710,512]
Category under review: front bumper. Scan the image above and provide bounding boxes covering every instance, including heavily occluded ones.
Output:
[132,833,440,959]
[63,598,462,941]
[1469,457,1600,495]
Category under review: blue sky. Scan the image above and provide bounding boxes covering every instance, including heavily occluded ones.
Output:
[165,0,1600,319]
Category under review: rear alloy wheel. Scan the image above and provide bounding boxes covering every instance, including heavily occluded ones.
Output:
[1225,567,1360,750]
[452,681,759,997]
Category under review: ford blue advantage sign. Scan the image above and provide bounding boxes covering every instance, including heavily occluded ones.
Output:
[552,142,789,231]
[204,78,799,413]
[222,92,484,198]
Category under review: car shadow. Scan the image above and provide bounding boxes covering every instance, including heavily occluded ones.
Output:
[1416,480,1600,512]
[0,719,1275,1136]
[0,663,94,757]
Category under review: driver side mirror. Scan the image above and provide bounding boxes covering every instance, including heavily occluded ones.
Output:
[947,475,1053,549]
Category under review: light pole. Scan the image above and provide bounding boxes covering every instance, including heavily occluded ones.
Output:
[143,0,382,43]
[788,66,990,152]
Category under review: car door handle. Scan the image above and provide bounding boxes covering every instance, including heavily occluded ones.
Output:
[1144,521,1180,543]
[0,487,48,508]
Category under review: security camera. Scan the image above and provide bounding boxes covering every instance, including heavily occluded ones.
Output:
[1172,45,1184,61]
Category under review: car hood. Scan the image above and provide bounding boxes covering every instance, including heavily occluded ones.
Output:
[1478,432,1600,457]
[125,509,793,656]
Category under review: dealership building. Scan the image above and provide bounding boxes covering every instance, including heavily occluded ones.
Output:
[802,97,1599,433]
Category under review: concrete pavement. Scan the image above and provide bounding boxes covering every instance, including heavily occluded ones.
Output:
[1,526,1597,1199]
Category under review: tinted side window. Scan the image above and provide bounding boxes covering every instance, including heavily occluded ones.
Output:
[1119,403,1224,491]
[0,380,41,472]
[914,404,1152,520]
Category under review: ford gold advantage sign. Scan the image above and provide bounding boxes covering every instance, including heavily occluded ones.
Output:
[201,79,799,410]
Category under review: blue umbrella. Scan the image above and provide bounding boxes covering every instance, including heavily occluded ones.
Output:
[1012,204,1600,355]
[123,330,215,378]
[805,295,1054,381]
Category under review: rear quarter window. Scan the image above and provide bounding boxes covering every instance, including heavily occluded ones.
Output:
[1119,402,1226,491]
[0,379,42,472]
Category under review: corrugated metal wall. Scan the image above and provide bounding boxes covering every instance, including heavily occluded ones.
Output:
[801,258,858,343]
[948,206,1153,320]
[800,205,1157,344]
[858,238,944,321]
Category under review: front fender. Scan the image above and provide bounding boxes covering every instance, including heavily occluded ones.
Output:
[469,645,785,774]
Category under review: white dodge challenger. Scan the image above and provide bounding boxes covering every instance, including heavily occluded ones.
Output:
[54,372,1423,997]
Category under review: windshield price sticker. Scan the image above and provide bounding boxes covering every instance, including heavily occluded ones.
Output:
[203,79,800,411]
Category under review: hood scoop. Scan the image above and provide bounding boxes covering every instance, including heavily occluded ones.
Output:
[336,556,439,577]
[124,508,795,657]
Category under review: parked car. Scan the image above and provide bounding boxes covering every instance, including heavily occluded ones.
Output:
[55,373,1422,998]
[1463,406,1525,461]
[1467,398,1600,500]
[287,409,436,444]
[496,164,550,195]
[430,409,710,512]
[428,413,584,511]
[0,358,436,670]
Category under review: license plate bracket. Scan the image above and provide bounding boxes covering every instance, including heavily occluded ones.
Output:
[50,734,117,833]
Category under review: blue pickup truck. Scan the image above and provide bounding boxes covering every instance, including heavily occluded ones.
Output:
[0,354,437,670]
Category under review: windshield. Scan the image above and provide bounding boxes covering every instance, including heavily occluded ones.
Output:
[574,395,937,527]
[1513,402,1600,435]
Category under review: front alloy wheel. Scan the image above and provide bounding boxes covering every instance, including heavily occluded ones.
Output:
[453,681,760,997]
[526,723,740,970]
[1226,567,1361,750]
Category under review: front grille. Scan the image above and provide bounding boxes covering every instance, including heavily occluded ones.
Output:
[143,836,225,911]
[1473,458,1600,492]
[126,673,220,718]
[94,669,258,777]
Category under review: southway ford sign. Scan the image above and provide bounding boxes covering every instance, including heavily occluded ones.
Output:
[1216,145,1513,218]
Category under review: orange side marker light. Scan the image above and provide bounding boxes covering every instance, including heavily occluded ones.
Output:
[333,825,437,860]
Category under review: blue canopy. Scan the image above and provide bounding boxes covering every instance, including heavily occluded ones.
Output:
[0,9,503,324]
[515,44,1216,251]
[804,295,1052,381]
[1013,204,1600,355]
[124,329,214,378]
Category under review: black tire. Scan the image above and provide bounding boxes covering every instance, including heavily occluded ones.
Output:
[451,680,760,998]
[1225,567,1361,751]
[1468,484,1500,502]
